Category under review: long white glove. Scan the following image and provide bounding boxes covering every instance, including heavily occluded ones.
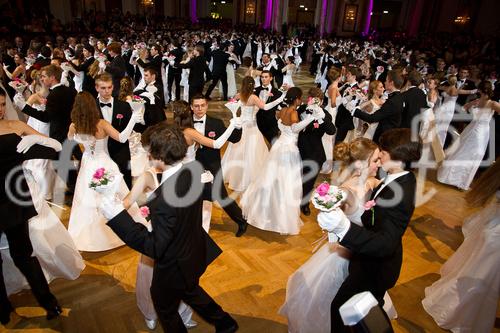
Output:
[317,210,351,241]
[13,93,26,110]
[16,135,62,153]
[308,104,325,124]
[263,94,285,110]
[118,112,143,143]
[291,114,315,133]
[100,196,125,220]
[213,119,237,149]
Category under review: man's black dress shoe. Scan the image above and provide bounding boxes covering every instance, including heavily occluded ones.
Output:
[235,222,247,237]
[301,205,311,216]
[216,314,238,333]
[0,305,13,325]
[45,305,62,320]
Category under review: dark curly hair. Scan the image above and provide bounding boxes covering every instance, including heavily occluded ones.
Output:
[379,128,421,167]
[141,123,187,165]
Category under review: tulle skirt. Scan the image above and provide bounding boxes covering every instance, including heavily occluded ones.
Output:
[240,136,303,235]
[0,166,85,295]
[222,122,269,192]
[422,200,500,333]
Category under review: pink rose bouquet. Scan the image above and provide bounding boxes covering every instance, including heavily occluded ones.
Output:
[311,182,346,212]
[89,167,121,196]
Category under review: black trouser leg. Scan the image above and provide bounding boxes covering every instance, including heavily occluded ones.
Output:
[335,127,349,143]
[167,71,175,101]
[174,73,182,101]
[2,224,58,311]
[219,72,228,100]
[204,74,221,98]
[151,284,186,333]
[210,176,245,227]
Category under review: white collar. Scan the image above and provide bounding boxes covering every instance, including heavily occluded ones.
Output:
[349,82,357,87]
[98,96,114,104]
[160,162,183,185]
[374,171,409,199]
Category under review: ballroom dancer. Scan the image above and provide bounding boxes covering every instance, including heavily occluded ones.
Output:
[0,88,63,324]
[241,87,322,235]
[204,42,229,101]
[320,128,421,333]
[297,87,337,216]
[320,68,341,174]
[423,158,500,333]
[67,92,143,252]
[100,123,239,333]
[254,70,283,145]
[191,94,248,236]
[222,76,285,192]
[437,81,500,190]
[280,138,396,333]
[179,45,212,102]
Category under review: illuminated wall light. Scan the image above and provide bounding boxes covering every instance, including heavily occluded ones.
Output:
[370,12,373,15]
[221,1,226,3]
[383,10,388,14]
[299,4,304,7]
[305,7,308,10]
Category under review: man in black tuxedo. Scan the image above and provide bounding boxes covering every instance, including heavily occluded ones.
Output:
[2,44,16,74]
[133,67,166,128]
[179,46,212,102]
[167,40,185,101]
[204,43,229,101]
[335,67,361,142]
[256,53,276,87]
[351,70,404,143]
[273,48,286,89]
[400,71,428,130]
[254,70,282,145]
[95,73,144,188]
[191,95,248,237]
[75,44,97,97]
[18,65,76,144]
[104,42,127,97]
[101,124,238,333]
[297,88,337,216]
[323,129,418,333]
[456,67,477,107]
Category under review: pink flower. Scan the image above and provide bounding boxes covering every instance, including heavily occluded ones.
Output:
[313,122,319,129]
[208,131,216,138]
[377,66,384,73]
[93,167,105,179]
[267,92,273,97]
[323,194,332,202]
[229,98,237,103]
[307,96,313,104]
[316,182,330,196]
[140,206,150,218]
[364,200,376,210]
[116,114,124,119]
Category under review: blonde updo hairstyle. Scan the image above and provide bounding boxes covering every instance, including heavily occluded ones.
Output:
[334,138,378,172]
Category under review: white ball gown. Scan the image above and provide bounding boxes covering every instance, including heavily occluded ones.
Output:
[283,67,295,87]
[240,120,304,235]
[422,193,500,333]
[279,191,397,333]
[437,105,494,190]
[222,104,269,192]
[320,93,340,174]
[67,134,143,251]
[0,165,85,296]
[435,92,458,147]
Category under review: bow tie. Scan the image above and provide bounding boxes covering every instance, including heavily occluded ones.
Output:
[262,86,271,91]
[100,102,112,108]
[193,120,204,124]
[305,110,313,115]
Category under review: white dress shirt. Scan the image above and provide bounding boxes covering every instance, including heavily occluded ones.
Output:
[373,171,409,199]
[98,96,114,123]
[259,85,272,102]
[160,162,183,185]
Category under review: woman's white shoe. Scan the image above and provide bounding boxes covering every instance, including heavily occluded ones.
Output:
[145,318,157,330]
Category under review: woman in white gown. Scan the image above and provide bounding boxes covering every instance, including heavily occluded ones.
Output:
[437,81,500,190]
[180,47,193,102]
[358,80,384,140]
[222,76,284,192]
[67,92,144,252]
[282,57,296,88]
[219,44,240,99]
[423,159,500,333]
[240,87,319,235]
[279,138,397,333]
[435,76,459,147]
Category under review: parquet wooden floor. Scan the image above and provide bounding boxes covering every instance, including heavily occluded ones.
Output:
[2,68,499,333]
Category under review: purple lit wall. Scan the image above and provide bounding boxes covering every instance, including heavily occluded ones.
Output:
[363,0,373,35]
[408,0,424,36]
[326,0,334,34]
[190,0,197,23]
[320,0,328,36]
[264,0,273,29]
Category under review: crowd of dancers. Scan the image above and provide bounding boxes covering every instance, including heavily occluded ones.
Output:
[0,19,499,333]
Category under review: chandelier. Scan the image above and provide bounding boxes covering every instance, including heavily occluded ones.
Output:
[141,0,154,7]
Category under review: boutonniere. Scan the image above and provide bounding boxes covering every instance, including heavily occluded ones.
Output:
[139,206,150,221]
[376,66,385,73]
[208,131,216,138]
[313,122,319,129]
[116,113,124,125]
[267,91,273,97]
[364,200,376,226]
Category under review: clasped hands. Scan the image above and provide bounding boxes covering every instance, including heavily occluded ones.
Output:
[317,209,351,241]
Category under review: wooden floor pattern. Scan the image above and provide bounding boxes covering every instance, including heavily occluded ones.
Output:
[3,68,499,333]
